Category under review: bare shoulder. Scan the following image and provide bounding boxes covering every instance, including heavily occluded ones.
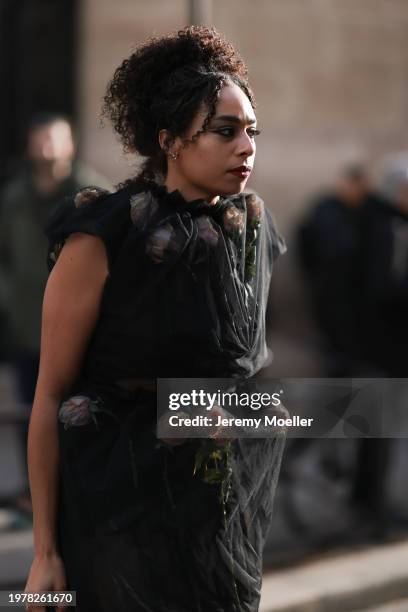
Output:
[49,232,109,287]
[38,233,110,399]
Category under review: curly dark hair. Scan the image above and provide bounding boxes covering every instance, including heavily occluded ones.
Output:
[102,25,256,185]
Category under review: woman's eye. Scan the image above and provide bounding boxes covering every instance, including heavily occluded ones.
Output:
[215,128,261,138]
[248,129,261,137]
[216,128,235,137]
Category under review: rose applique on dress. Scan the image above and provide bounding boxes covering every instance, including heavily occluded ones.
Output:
[222,206,245,235]
[145,223,175,264]
[58,395,99,429]
[58,394,120,430]
[196,217,219,247]
[245,192,263,226]
[74,187,110,208]
[244,193,264,280]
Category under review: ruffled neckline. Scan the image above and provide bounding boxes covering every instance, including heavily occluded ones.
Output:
[143,179,233,221]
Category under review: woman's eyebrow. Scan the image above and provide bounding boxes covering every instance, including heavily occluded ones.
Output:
[212,114,257,125]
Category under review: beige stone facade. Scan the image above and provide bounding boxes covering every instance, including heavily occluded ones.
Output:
[78,0,186,185]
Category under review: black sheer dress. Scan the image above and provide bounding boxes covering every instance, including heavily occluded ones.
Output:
[45,178,287,612]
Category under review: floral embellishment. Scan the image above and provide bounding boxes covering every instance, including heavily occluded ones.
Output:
[193,404,237,508]
[58,395,99,429]
[245,192,263,226]
[74,187,110,208]
[244,193,264,281]
[245,242,257,280]
[130,191,158,229]
[193,438,234,509]
[223,206,245,234]
[196,217,219,247]
[58,394,120,430]
[145,223,174,264]
[194,439,233,482]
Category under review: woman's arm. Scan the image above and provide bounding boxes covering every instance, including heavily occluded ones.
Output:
[25,232,109,608]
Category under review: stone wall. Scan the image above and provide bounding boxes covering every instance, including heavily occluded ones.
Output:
[78,0,186,184]
[214,0,408,223]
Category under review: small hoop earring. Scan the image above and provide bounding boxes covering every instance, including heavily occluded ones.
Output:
[170,152,179,161]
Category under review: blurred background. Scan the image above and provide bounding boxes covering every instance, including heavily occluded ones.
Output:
[0,1,408,610]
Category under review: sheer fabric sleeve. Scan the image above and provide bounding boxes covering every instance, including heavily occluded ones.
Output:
[264,204,287,265]
[44,186,131,273]
[243,191,286,266]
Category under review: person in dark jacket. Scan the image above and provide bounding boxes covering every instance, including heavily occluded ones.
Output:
[297,164,395,539]
[363,170,408,377]
[297,164,388,375]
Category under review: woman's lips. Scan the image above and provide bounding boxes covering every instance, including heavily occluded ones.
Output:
[227,168,251,178]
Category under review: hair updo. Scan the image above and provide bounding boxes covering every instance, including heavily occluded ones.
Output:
[102,25,256,185]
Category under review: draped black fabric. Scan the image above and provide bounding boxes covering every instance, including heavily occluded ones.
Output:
[45,179,287,611]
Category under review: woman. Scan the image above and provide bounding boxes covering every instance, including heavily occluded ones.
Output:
[25,25,287,611]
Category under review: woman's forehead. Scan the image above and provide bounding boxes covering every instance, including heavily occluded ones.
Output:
[214,84,256,124]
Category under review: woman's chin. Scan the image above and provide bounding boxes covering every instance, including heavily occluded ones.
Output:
[219,176,249,196]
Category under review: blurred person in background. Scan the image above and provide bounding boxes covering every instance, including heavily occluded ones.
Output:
[297,163,387,376]
[0,112,111,516]
[296,164,395,540]
[350,168,408,532]
[363,169,408,377]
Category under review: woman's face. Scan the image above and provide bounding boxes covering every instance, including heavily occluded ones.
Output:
[162,82,259,203]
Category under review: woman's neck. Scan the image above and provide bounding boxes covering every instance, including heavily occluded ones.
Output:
[163,176,220,205]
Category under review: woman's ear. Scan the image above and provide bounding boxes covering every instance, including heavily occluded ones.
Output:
[158,129,173,154]
[158,129,181,159]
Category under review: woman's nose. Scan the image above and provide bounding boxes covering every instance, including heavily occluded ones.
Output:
[238,131,256,156]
